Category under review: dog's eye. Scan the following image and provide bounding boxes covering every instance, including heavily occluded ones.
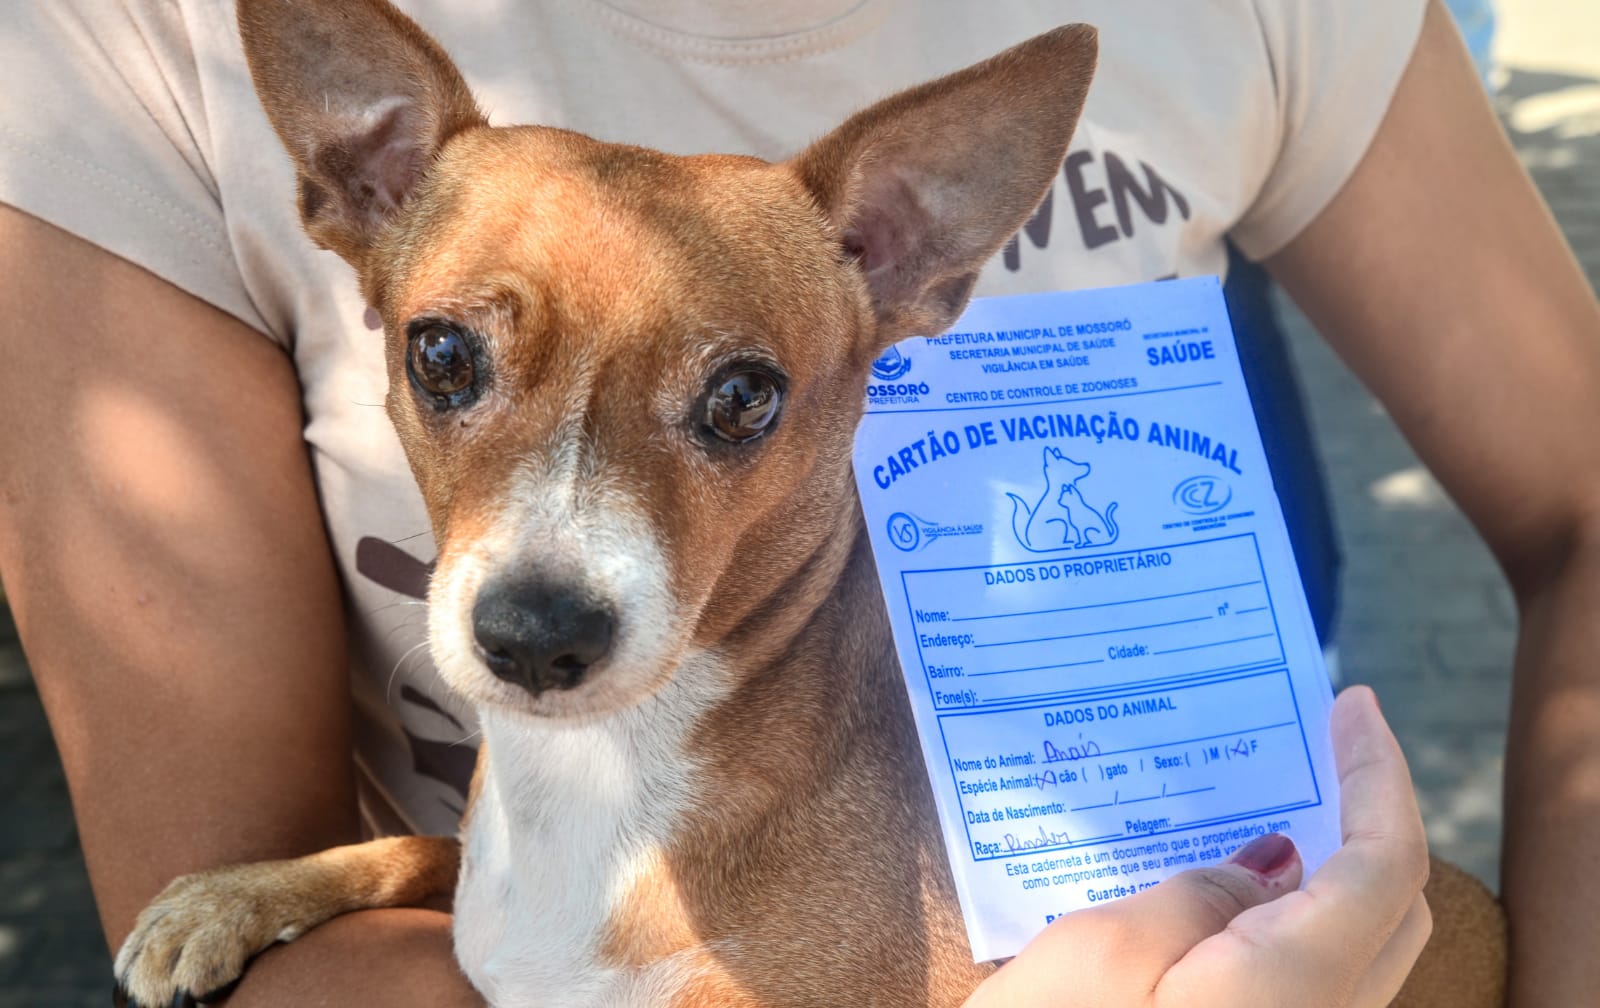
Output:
[703,367,783,443]
[407,323,477,405]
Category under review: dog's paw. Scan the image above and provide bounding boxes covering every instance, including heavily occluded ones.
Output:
[112,862,319,1007]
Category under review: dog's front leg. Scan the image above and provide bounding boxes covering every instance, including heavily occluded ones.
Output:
[114,834,460,1007]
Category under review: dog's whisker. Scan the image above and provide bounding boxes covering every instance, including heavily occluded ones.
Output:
[378,619,429,649]
[386,641,434,702]
[366,598,429,619]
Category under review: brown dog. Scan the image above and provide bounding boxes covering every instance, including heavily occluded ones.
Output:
[113,2,1504,1005]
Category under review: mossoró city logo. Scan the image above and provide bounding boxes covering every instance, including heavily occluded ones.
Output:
[867,346,930,405]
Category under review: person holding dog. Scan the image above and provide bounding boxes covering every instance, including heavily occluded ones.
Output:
[0,0,1595,1004]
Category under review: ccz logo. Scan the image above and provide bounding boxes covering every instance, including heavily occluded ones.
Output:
[870,345,913,381]
[1172,475,1232,515]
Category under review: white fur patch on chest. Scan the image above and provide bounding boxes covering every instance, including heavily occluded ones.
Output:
[453,655,729,1007]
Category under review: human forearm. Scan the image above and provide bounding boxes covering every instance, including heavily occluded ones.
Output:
[217,909,484,1008]
[0,206,358,946]
[1501,532,1600,1005]
[1255,3,1600,997]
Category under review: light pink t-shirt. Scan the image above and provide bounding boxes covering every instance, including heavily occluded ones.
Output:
[0,0,1424,836]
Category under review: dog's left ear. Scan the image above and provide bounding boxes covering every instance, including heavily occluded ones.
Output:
[790,25,1097,351]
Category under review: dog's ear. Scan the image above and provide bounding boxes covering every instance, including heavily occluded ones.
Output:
[790,25,1097,350]
[237,0,485,266]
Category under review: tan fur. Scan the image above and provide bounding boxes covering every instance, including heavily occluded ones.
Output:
[375,131,867,611]
[598,532,994,1005]
[114,3,1506,1006]
[114,836,458,1001]
[236,0,483,264]
[791,27,1097,345]
[1393,859,1507,1008]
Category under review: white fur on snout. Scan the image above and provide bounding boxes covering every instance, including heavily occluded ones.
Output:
[428,423,735,1004]
[427,455,680,718]
[453,654,733,1006]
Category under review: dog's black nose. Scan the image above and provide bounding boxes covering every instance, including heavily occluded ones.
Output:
[471,580,615,695]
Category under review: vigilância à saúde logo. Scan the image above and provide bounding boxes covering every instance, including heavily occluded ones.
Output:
[886,511,984,552]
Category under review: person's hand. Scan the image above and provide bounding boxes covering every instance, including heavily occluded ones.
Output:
[964,685,1431,1008]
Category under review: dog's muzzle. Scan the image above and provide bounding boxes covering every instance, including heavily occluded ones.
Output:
[471,578,616,694]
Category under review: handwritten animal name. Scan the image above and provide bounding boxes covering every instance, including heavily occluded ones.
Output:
[1042,736,1102,763]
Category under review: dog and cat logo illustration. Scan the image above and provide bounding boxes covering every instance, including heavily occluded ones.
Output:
[1008,446,1120,552]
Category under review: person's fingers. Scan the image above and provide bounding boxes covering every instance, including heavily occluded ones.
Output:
[1155,686,1430,1005]
[1347,892,1434,1008]
[1298,685,1431,963]
[966,835,1303,1007]
[1090,833,1305,978]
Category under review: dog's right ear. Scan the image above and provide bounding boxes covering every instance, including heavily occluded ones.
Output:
[237,0,485,266]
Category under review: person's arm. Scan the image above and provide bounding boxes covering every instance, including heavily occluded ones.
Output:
[1263,2,1600,1003]
[0,204,481,1006]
